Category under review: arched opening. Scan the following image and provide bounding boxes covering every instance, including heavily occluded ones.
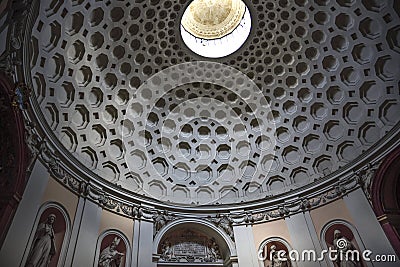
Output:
[371,147,400,256]
[0,73,29,248]
[153,219,237,267]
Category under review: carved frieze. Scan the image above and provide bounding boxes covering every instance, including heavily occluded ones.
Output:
[158,229,222,263]
[208,214,234,240]
[355,162,381,202]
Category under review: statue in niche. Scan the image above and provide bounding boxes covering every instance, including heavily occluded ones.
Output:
[160,240,173,261]
[333,229,360,267]
[98,237,125,267]
[25,214,57,267]
[206,238,221,262]
[269,245,290,267]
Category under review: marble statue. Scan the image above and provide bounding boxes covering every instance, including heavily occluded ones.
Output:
[269,245,290,267]
[25,214,57,267]
[333,229,360,267]
[98,237,125,267]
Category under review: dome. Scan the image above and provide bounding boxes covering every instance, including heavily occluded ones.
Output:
[1,0,400,266]
[19,0,400,207]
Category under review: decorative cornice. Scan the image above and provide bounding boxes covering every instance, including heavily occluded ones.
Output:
[229,175,360,225]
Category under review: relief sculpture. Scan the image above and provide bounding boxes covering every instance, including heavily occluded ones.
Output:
[159,229,223,263]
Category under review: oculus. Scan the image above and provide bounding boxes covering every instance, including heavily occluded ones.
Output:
[181,0,252,58]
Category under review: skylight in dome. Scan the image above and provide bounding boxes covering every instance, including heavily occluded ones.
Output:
[180,7,252,58]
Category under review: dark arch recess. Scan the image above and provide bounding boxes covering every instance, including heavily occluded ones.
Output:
[0,73,30,248]
[371,146,400,256]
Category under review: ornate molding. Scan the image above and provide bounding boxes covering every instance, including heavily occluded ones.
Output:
[0,50,21,78]
[207,215,234,240]
[229,175,361,225]
[7,0,32,51]
[26,118,372,227]
[0,73,30,247]
[354,161,381,203]
[25,128,185,225]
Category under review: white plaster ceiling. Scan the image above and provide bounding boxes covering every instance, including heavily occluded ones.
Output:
[28,0,400,205]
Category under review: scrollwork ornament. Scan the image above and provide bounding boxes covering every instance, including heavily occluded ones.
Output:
[356,162,380,201]
[243,212,254,224]
[67,176,80,192]
[300,198,311,210]
[278,205,290,217]
[130,206,141,218]
[334,183,346,197]
[153,210,175,234]
[79,182,89,196]
[253,212,266,222]
[121,204,131,217]
[209,214,234,240]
